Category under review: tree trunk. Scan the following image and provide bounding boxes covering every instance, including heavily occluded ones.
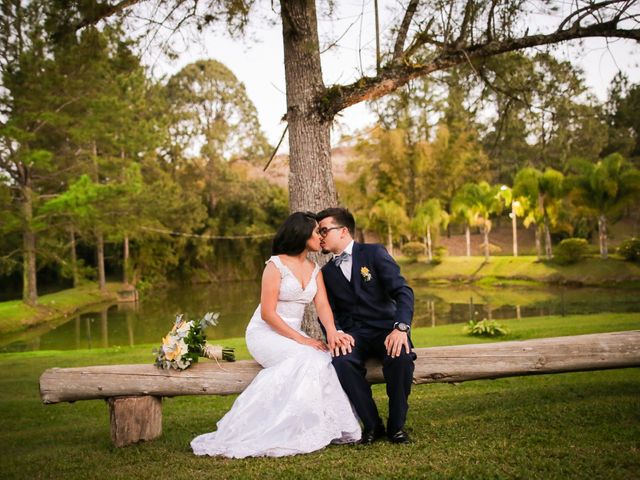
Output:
[598,215,608,259]
[108,396,162,447]
[96,231,106,291]
[39,331,640,404]
[465,224,471,257]
[511,205,518,257]
[426,225,433,262]
[123,234,129,284]
[21,182,37,305]
[281,0,336,213]
[387,224,393,256]
[535,226,542,261]
[544,218,553,259]
[281,0,336,339]
[100,308,109,348]
[483,225,490,260]
[70,228,79,287]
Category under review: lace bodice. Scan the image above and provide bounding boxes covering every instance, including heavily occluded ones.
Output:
[247,256,320,330]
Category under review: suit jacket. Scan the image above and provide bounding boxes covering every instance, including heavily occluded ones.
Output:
[321,242,414,332]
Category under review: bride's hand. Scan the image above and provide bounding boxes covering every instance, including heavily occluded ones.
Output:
[298,336,328,352]
[328,331,355,357]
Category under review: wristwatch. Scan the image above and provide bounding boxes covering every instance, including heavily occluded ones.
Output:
[394,322,410,333]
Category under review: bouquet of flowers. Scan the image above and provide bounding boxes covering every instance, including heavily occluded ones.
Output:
[154,312,235,370]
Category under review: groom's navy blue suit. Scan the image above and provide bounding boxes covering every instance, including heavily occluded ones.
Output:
[321,242,415,434]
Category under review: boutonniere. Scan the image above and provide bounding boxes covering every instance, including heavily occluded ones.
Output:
[360,266,372,282]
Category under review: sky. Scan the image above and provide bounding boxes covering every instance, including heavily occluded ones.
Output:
[144,2,640,149]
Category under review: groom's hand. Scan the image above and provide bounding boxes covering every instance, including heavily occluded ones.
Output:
[385,330,410,358]
[329,332,355,357]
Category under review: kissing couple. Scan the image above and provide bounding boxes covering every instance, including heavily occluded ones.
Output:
[192,207,416,458]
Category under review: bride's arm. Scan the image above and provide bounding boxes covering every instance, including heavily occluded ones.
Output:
[314,271,354,355]
[260,262,327,351]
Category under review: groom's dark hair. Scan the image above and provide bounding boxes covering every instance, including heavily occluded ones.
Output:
[272,211,317,255]
[316,208,355,237]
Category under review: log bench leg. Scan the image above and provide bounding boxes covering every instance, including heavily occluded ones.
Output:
[107,396,162,447]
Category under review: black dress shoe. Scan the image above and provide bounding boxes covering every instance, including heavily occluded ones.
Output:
[358,424,386,445]
[388,430,410,444]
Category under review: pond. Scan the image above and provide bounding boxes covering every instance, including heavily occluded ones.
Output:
[2,281,640,352]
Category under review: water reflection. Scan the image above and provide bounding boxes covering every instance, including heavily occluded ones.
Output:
[411,282,640,327]
[2,281,640,352]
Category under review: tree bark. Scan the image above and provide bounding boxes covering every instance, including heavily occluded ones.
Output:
[96,231,106,291]
[70,227,79,287]
[511,205,518,257]
[39,331,640,404]
[281,0,336,213]
[598,215,608,259]
[426,225,433,262]
[280,0,336,339]
[544,219,553,259]
[465,224,471,257]
[108,395,162,447]
[21,182,37,305]
[535,226,542,261]
[123,234,129,284]
[483,225,490,260]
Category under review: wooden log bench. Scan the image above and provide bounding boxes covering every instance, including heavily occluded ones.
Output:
[39,330,640,447]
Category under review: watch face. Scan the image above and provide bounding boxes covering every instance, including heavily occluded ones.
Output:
[396,323,409,332]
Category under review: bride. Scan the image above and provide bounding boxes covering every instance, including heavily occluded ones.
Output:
[191,212,362,458]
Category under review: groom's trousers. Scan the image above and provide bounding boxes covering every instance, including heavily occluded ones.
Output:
[332,327,415,433]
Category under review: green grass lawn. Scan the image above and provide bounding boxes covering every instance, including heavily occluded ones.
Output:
[1,313,638,479]
[401,255,640,286]
[0,283,120,335]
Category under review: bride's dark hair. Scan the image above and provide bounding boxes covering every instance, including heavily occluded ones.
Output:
[272,212,317,255]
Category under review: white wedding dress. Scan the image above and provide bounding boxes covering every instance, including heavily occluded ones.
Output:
[191,255,361,458]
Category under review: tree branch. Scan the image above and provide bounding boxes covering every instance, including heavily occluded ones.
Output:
[393,0,420,59]
[319,20,640,120]
[557,0,627,32]
[72,0,142,32]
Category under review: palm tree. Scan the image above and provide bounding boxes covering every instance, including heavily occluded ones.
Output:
[570,153,640,258]
[470,182,503,260]
[453,182,503,260]
[370,199,408,256]
[513,167,565,260]
[451,186,479,257]
[497,185,525,257]
[411,199,449,262]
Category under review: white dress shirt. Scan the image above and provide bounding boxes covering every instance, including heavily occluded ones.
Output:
[334,240,354,281]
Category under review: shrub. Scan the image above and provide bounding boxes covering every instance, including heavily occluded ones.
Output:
[618,238,640,262]
[554,238,589,265]
[463,319,508,337]
[402,242,425,262]
[435,245,448,257]
[428,246,448,265]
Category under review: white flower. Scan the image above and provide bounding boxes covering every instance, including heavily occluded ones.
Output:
[175,320,193,337]
[202,312,220,328]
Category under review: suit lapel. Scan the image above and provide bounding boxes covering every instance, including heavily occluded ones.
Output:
[351,243,362,298]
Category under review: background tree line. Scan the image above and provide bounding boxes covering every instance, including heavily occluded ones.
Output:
[1,1,639,306]
[339,58,640,260]
[0,3,287,304]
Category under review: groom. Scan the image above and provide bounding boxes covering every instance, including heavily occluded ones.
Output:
[317,207,415,444]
